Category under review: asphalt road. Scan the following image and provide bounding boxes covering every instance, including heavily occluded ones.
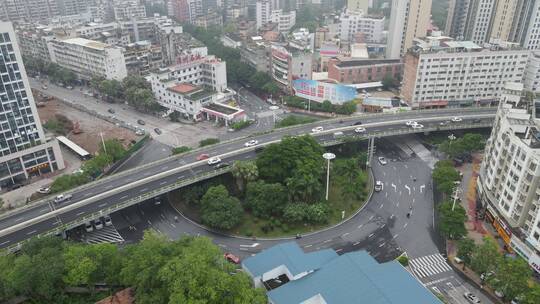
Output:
[0,108,496,249]
[108,138,493,304]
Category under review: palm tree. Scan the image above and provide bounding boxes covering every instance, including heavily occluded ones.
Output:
[231,161,259,192]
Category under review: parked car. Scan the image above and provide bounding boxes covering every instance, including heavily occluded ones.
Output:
[66,85,73,90]
[154,128,162,135]
[94,219,104,230]
[104,216,112,227]
[464,292,481,303]
[85,222,93,232]
[137,119,146,125]
[107,108,115,114]
[354,127,366,133]
[311,126,324,133]
[244,140,258,147]
[54,194,72,204]
[37,187,51,194]
[135,129,145,136]
[41,85,48,90]
[224,253,240,264]
[374,181,383,192]
[207,157,221,165]
[197,154,209,160]
[378,157,387,165]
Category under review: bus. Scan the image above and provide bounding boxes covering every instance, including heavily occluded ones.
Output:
[56,136,92,160]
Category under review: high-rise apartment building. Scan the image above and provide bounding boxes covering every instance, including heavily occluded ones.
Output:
[0,0,60,23]
[478,82,540,275]
[339,10,384,44]
[256,0,271,30]
[0,22,64,190]
[113,0,147,21]
[445,0,470,39]
[463,0,497,44]
[386,0,432,59]
[401,35,529,108]
[172,0,203,24]
[347,0,368,13]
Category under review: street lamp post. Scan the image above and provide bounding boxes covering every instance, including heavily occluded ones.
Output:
[323,153,336,201]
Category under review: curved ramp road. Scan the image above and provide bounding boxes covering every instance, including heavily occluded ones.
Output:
[0,108,496,250]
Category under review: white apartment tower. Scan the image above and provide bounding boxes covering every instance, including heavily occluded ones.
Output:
[339,10,385,44]
[347,0,369,13]
[478,82,540,274]
[256,0,271,30]
[386,0,432,59]
[0,22,65,190]
[401,35,529,107]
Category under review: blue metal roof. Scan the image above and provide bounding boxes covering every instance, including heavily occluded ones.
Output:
[267,251,441,304]
[242,242,338,278]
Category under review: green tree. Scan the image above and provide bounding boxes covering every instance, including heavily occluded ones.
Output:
[172,146,191,155]
[257,135,324,184]
[99,79,123,99]
[457,238,476,268]
[231,160,259,192]
[199,138,220,147]
[438,201,467,240]
[262,82,280,95]
[432,161,461,195]
[305,202,330,223]
[200,185,243,230]
[490,257,531,301]
[283,203,308,223]
[336,100,357,115]
[122,75,151,90]
[470,236,502,275]
[82,153,113,178]
[275,115,316,128]
[245,181,287,217]
[101,139,126,161]
[382,74,395,89]
[50,173,91,193]
[0,197,4,209]
[125,88,157,112]
[523,283,540,304]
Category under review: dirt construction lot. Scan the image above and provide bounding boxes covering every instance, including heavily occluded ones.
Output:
[37,98,138,154]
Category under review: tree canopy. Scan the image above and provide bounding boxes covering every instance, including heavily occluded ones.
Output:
[438,201,468,240]
[200,185,244,230]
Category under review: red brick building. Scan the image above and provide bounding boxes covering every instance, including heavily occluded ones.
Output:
[328,58,402,84]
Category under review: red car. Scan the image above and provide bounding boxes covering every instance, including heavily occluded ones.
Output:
[224,253,240,264]
[197,153,209,161]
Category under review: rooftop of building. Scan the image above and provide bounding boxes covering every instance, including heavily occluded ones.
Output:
[168,83,199,94]
[409,33,523,55]
[243,242,441,304]
[62,37,109,50]
[333,58,401,68]
[203,102,242,115]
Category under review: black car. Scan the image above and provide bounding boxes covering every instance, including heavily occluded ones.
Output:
[137,119,146,125]
[154,128,162,135]
[254,146,265,153]
[353,121,362,125]
[472,118,482,123]
[214,162,230,169]
[108,108,115,114]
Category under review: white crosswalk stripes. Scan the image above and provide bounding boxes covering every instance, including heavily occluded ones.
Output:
[409,253,452,279]
[84,225,124,244]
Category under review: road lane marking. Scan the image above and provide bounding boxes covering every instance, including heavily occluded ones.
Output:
[304,244,313,248]
[0,240,10,246]
[161,166,169,170]
[14,217,25,222]
[336,248,343,253]
[139,188,148,192]
[379,204,384,209]
[397,202,399,207]
[147,220,152,225]
[380,224,386,228]
[104,185,113,189]
[378,242,386,247]
[390,214,394,219]
[353,241,360,246]
[159,181,167,185]
[39,208,50,213]
[177,175,185,179]
[369,215,374,220]
[170,223,176,228]
[393,234,399,239]
[83,192,93,197]
[357,224,363,229]
[76,211,85,216]
[342,232,350,237]
[368,233,374,238]
[98,203,107,208]
[26,230,37,235]
[323,239,332,243]
[403,223,408,228]
[120,195,128,200]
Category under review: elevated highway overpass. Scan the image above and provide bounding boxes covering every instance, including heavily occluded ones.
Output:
[0,107,497,251]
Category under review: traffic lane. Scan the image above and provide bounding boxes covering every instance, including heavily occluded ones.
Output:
[0,217,60,248]
[0,202,55,231]
[55,151,256,228]
[0,114,493,235]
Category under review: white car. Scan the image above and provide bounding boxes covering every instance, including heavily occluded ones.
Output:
[406,120,418,126]
[94,219,104,230]
[354,127,366,133]
[452,116,463,122]
[207,157,221,165]
[374,181,383,192]
[378,157,387,165]
[37,187,50,194]
[464,292,481,303]
[54,194,72,204]
[311,126,324,133]
[85,222,93,232]
[244,140,258,147]
[104,216,112,227]
[440,121,450,126]
[411,123,424,129]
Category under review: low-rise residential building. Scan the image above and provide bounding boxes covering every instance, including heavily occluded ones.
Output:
[478,82,540,275]
[48,37,128,80]
[242,242,441,304]
[113,0,147,21]
[524,51,540,93]
[193,10,223,29]
[240,37,270,73]
[401,35,529,108]
[270,9,296,33]
[123,40,163,76]
[328,58,402,84]
[339,9,384,44]
[270,44,313,90]
[221,33,242,49]
[15,26,55,63]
